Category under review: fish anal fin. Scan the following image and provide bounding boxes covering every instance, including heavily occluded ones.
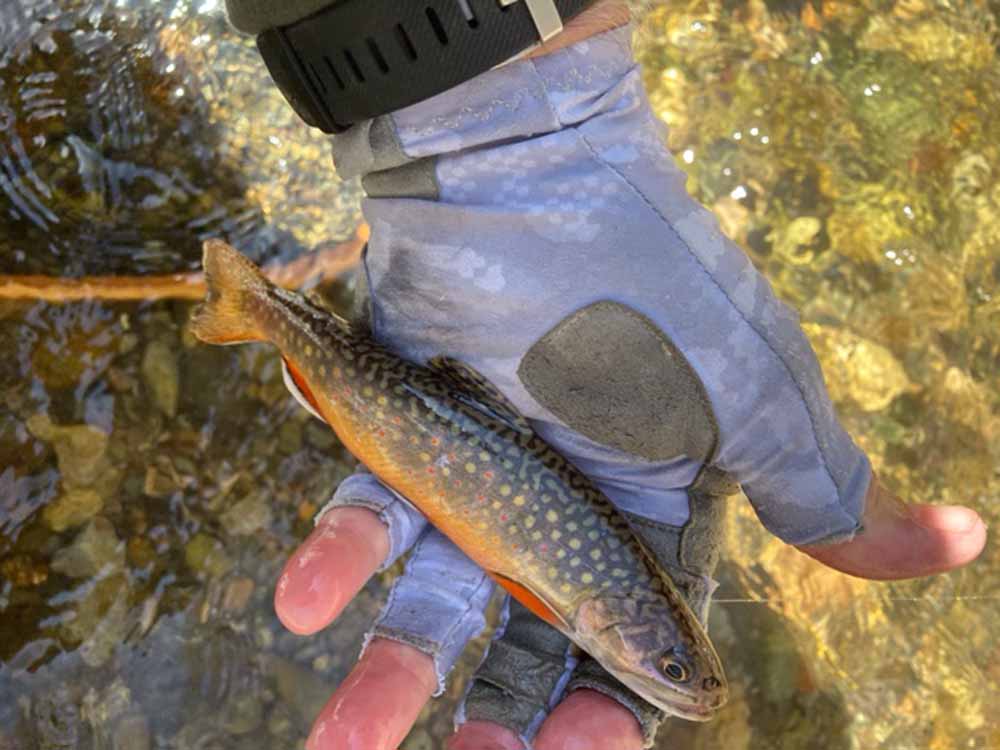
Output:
[428,356,531,434]
[282,357,325,422]
[490,572,569,631]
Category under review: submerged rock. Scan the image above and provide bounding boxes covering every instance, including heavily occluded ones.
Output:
[220,492,273,537]
[184,533,233,579]
[26,415,111,489]
[42,488,104,532]
[141,340,180,418]
[51,517,125,579]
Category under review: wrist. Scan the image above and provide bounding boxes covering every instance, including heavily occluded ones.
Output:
[525,0,630,59]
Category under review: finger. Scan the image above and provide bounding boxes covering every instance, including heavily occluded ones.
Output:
[448,721,525,750]
[369,529,494,695]
[799,476,987,580]
[275,506,389,635]
[534,690,644,750]
[306,637,437,750]
[277,468,427,635]
[452,598,575,747]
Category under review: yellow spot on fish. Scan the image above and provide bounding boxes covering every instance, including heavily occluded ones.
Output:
[442,467,451,476]
[419,452,431,462]
[567,522,579,532]
[508,525,518,534]
[569,538,581,551]
[334,367,342,377]
[499,485,511,497]
[531,531,542,541]
[346,366,356,376]
[561,583,572,593]
[377,396,388,406]
[612,568,627,578]
[363,386,374,397]
[547,567,558,580]
[581,572,594,584]
[479,451,490,461]
[587,530,600,542]
[556,549,567,559]
[570,557,581,567]
[319,365,326,376]
[513,495,526,507]
[492,501,503,510]
[545,510,558,523]
[524,516,535,529]
[465,462,476,474]
[550,530,562,541]
[589,549,602,561]
[410,436,420,445]
[596,562,606,571]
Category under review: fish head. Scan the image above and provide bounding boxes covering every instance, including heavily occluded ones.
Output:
[574,592,727,720]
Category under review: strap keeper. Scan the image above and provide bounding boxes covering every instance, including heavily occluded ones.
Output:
[500,0,565,42]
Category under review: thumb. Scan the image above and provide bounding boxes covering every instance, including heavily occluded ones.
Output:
[798,474,987,580]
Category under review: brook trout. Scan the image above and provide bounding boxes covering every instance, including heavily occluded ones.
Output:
[190,240,727,719]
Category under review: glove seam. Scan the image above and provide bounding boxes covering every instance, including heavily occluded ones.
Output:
[574,128,850,522]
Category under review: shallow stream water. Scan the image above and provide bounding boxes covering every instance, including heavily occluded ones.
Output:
[1,1,998,748]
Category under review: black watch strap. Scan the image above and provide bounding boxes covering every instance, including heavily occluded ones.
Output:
[257,0,597,133]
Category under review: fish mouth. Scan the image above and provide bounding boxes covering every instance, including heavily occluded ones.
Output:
[610,669,726,722]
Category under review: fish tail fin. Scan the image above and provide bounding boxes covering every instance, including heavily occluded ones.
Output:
[189,239,269,345]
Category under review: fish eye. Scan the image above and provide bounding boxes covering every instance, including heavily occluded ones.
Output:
[658,649,691,683]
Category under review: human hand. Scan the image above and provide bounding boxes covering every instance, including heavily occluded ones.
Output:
[269,21,986,750]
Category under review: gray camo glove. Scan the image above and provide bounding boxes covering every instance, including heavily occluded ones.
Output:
[302,24,871,748]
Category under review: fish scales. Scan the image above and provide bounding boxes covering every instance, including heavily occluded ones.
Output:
[190,240,728,720]
[269,288,644,596]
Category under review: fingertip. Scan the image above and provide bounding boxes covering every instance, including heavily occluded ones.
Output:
[908,504,984,535]
[535,690,644,750]
[448,721,526,750]
[306,638,437,750]
[274,506,389,635]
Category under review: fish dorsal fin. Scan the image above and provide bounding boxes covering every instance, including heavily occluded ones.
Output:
[490,572,570,632]
[427,356,532,434]
[281,358,324,422]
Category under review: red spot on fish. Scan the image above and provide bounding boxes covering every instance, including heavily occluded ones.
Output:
[393,416,402,425]
[483,471,494,479]
[500,513,509,522]
[344,387,352,395]
[378,429,386,437]
[427,467,435,475]
[453,480,463,489]
[430,437,440,446]
[448,453,456,461]
[477,494,486,503]
[539,543,549,553]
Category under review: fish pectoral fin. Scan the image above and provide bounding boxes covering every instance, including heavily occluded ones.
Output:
[490,572,570,632]
[427,356,532,434]
[281,358,325,422]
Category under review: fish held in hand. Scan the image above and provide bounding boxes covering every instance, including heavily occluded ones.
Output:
[189,239,728,720]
